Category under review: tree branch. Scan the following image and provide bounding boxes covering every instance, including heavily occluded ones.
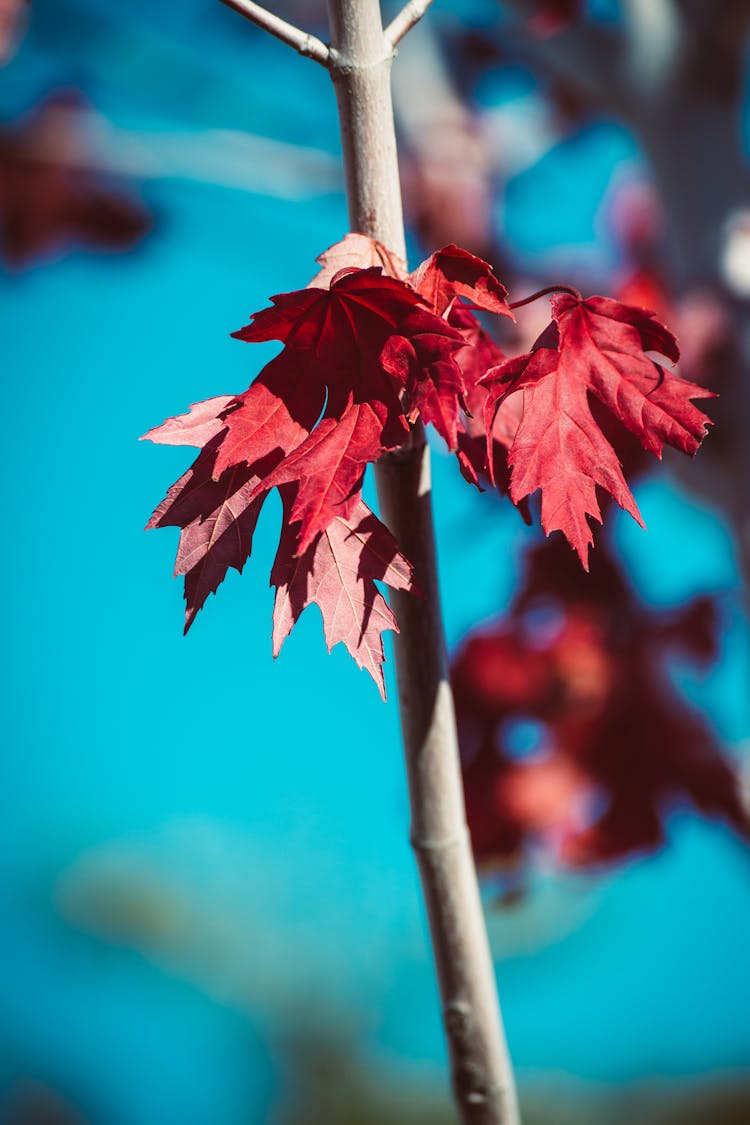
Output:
[218,0,330,66]
[325,2,520,1122]
[224,0,520,1117]
[384,0,435,49]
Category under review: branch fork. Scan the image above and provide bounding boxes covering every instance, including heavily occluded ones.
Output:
[219,0,433,65]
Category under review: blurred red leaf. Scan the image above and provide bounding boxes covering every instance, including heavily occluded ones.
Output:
[0,93,150,268]
[454,536,750,876]
[528,0,583,37]
[0,0,28,65]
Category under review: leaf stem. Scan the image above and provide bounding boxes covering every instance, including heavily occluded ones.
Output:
[509,284,581,309]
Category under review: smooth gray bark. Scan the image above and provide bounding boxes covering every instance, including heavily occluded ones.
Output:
[325,2,520,1122]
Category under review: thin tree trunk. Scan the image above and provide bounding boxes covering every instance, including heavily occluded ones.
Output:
[325,3,520,1122]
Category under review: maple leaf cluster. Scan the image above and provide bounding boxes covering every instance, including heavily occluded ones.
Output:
[144,234,713,693]
[453,535,750,879]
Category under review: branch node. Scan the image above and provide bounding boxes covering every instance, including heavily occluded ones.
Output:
[327,49,354,80]
[299,33,326,61]
[328,46,395,82]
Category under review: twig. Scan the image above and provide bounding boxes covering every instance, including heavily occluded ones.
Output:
[218,0,330,66]
[384,0,435,49]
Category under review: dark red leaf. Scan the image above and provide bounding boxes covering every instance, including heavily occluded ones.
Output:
[381,309,467,448]
[410,243,513,318]
[232,267,427,367]
[211,352,326,481]
[230,262,475,524]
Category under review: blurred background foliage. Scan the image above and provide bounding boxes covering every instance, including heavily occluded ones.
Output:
[2,0,750,1121]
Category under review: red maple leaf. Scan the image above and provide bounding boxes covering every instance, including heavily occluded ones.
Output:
[227,268,441,547]
[144,251,464,688]
[272,490,414,698]
[146,438,266,633]
[482,294,714,565]
[144,395,276,632]
[409,243,513,319]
